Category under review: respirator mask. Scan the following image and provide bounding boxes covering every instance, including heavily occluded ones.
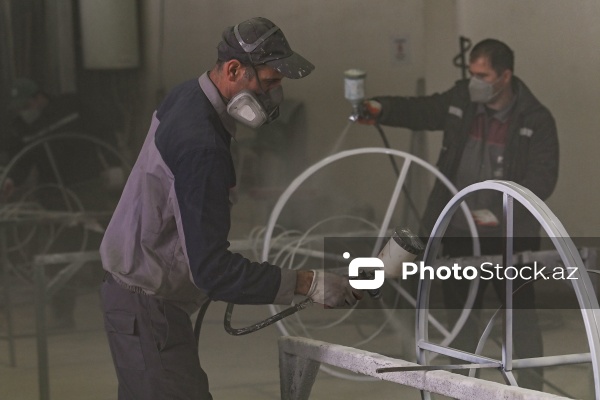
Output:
[468,75,502,104]
[224,22,285,129]
[227,84,283,129]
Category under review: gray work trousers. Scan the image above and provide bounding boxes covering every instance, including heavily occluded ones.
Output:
[100,275,212,399]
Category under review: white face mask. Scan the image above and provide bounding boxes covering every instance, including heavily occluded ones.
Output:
[468,76,502,104]
[19,107,42,124]
[226,86,283,129]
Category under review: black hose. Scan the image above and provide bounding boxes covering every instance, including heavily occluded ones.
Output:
[193,300,211,344]
[223,298,313,336]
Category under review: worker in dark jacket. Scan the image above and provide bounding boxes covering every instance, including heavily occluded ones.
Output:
[359,39,559,390]
[373,76,557,239]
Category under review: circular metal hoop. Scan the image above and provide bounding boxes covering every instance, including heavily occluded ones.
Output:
[416,180,600,398]
[260,147,480,379]
[0,132,131,282]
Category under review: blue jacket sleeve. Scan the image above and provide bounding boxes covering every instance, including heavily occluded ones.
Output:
[174,147,284,304]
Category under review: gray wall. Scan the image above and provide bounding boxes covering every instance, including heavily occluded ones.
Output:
[137,0,600,237]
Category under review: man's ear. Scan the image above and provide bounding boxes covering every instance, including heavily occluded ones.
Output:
[224,59,244,82]
[502,68,513,84]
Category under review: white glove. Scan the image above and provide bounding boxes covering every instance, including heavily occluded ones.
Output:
[306,270,360,308]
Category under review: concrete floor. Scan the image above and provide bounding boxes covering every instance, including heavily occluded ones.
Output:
[0,276,597,400]
[0,193,598,400]
[0,283,423,400]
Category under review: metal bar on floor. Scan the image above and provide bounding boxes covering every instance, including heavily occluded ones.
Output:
[0,226,17,366]
[34,250,101,400]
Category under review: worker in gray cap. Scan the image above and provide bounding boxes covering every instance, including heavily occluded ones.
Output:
[99,17,362,399]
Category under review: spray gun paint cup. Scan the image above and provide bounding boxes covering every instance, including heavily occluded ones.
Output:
[378,227,425,279]
[344,69,366,121]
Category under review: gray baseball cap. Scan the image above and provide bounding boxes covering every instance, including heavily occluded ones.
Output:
[217,17,315,79]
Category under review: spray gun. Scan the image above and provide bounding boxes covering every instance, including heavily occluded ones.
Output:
[344,69,367,122]
[356,226,426,299]
[222,226,424,336]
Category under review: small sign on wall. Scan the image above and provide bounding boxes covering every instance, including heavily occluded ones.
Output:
[391,35,410,65]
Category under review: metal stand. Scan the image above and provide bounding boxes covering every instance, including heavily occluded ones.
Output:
[0,210,109,400]
[34,250,101,400]
[0,225,17,367]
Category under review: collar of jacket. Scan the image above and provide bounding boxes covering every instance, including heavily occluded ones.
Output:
[198,71,237,138]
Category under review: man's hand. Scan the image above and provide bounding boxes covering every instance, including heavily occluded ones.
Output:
[305,269,363,308]
[472,209,500,227]
[355,99,382,125]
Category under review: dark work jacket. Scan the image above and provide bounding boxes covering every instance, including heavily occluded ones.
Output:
[100,77,295,314]
[374,77,559,238]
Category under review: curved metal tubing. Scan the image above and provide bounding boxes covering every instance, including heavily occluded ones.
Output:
[416,180,600,399]
[0,132,131,281]
[261,147,480,344]
[0,132,131,188]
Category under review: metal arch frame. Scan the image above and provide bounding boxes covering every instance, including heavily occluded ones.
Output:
[260,147,481,348]
[0,132,131,281]
[0,132,130,371]
[416,180,600,398]
[0,132,131,196]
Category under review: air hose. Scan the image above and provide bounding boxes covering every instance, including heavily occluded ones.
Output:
[220,225,424,337]
[193,300,211,343]
[193,296,314,340]
[223,298,314,336]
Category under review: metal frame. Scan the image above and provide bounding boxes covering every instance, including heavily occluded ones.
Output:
[416,180,600,399]
[260,147,482,379]
[278,336,573,400]
[0,132,129,398]
[34,250,101,400]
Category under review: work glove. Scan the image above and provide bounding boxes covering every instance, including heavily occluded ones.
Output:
[306,269,362,308]
[356,99,382,125]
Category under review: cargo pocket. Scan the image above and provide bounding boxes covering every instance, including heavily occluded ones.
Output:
[104,311,146,371]
[151,302,200,374]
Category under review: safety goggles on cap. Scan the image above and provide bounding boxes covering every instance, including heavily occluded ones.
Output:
[217,17,315,79]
